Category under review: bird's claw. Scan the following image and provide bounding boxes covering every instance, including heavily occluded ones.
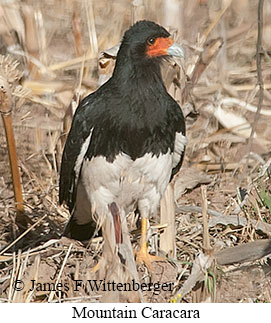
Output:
[136,246,164,272]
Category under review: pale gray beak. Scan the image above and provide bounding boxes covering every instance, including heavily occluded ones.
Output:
[168,42,185,58]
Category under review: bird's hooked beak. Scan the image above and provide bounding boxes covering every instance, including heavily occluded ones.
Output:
[167,41,185,58]
[146,37,184,59]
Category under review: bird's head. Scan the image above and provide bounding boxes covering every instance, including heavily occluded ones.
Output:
[120,20,184,62]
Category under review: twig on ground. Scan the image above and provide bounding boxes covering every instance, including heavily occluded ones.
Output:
[48,243,73,302]
[201,185,211,251]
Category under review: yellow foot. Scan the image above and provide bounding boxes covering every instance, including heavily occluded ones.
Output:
[136,246,164,272]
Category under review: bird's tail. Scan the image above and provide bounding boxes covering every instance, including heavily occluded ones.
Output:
[62,214,97,241]
[99,202,142,302]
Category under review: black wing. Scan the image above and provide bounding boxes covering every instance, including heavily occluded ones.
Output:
[59,94,97,213]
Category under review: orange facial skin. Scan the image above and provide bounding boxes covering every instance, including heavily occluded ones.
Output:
[146,37,174,57]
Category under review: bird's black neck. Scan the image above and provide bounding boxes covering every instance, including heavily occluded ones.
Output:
[112,45,166,96]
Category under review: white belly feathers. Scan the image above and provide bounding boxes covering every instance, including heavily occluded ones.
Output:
[80,151,173,223]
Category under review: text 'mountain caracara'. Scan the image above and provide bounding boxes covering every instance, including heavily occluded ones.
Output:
[59,20,186,282]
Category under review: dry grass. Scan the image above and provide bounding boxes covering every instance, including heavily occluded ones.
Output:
[0,0,271,303]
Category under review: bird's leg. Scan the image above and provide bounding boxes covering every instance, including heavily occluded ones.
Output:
[136,217,151,267]
[90,202,122,274]
[136,217,164,271]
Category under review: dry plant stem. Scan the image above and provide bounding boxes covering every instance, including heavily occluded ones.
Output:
[201,0,233,45]
[248,0,264,144]
[201,185,210,251]
[239,0,264,186]
[182,0,231,99]
[25,254,40,302]
[1,113,24,212]
[185,0,232,82]
[72,10,83,57]
[22,5,40,78]
[193,38,223,83]
[84,0,98,55]
[256,0,264,119]
[0,76,24,221]
[182,38,223,104]
[48,243,73,302]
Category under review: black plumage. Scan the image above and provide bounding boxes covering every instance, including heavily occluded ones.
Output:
[59,21,186,286]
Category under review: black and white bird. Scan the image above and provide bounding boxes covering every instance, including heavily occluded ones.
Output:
[59,20,186,285]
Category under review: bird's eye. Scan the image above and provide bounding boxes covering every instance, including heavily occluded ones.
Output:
[147,37,155,45]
